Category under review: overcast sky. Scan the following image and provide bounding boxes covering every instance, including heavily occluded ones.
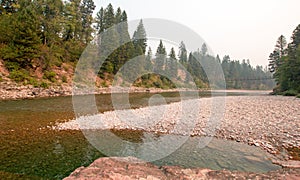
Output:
[94,0,300,67]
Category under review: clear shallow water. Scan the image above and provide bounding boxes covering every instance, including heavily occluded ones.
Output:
[85,129,281,173]
[0,91,278,179]
[155,136,280,172]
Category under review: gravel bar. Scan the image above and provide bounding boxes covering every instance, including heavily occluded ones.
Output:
[54,95,300,161]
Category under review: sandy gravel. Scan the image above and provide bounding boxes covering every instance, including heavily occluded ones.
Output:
[54,95,300,161]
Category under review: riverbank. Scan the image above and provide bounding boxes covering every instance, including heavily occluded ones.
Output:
[1,81,270,101]
[0,81,198,100]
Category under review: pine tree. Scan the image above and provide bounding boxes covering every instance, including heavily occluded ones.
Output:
[216,55,221,63]
[103,3,115,30]
[275,35,287,57]
[286,25,300,91]
[95,7,104,34]
[0,2,41,68]
[98,4,120,76]
[80,0,96,44]
[145,47,153,71]
[36,0,64,45]
[178,41,187,65]
[118,11,130,44]
[115,7,122,24]
[154,40,166,72]
[113,9,133,73]
[132,19,147,54]
[201,43,208,56]
[166,47,178,78]
[63,0,82,41]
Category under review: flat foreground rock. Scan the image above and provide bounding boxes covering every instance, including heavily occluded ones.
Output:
[64,157,300,180]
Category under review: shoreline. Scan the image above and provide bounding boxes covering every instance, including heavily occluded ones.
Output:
[0,81,273,101]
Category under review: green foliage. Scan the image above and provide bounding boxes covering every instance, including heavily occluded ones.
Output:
[268,25,300,95]
[43,71,57,82]
[80,0,96,44]
[25,78,39,87]
[9,69,29,83]
[154,40,166,72]
[4,61,20,71]
[40,82,49,88]
[132,20,147,54]
[178,41,187,64]
[282,90,298,96]
[62,75,67,83]
[0,2,279,92]
[296,94,300,98]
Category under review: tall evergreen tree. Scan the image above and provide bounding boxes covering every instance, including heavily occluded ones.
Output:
[275,35,287,57]
[0,2,41,68]
[145,47,153,71]
[36,0,64,45]
[63,0,82,41]
[103,3,115,30]
[98,4,119,76]
[166,47,178,78]
[132,19,147,54]
[201,43,208,56]
[95,7,104,34]
[154,40,166,72]
[80,0,96,44]
[178,41,187,64]
[114,9,133,73]
[286,25,300,91]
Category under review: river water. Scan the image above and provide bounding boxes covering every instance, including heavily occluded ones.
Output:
[0,91,280,179]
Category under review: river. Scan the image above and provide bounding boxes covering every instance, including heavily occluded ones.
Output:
[0,91,279,179]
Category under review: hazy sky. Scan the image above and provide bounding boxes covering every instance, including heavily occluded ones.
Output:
[94,0,300,66]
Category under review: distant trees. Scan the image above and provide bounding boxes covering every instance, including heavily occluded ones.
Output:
[0,1,275,90]
[268,25,300,94]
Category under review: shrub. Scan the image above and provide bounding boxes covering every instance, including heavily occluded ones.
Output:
[40,82,48,88]
[101,81,108,87]
[282,90,298,96]
[28,78,39,87]
[62,75,67,83]
[297,94,300,98]
[4,61,20,71]
[9,70,29,82]
[43,71,57,82]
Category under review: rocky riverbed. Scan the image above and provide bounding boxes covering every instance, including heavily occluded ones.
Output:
[55,95,300,160]
[55,95,300,179]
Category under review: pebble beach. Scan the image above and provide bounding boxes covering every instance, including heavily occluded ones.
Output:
[55,95,300,163]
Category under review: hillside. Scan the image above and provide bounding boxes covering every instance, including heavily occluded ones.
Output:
[0,1,275,99]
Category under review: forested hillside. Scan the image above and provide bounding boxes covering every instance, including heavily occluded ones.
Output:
[0,0,274,90]
[268,25,300,96]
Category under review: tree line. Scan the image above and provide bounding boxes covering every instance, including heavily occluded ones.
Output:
[0,1,274,90]
[268,25,300,95]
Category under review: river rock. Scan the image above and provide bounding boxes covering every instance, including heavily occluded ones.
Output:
[64,157,300,180]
